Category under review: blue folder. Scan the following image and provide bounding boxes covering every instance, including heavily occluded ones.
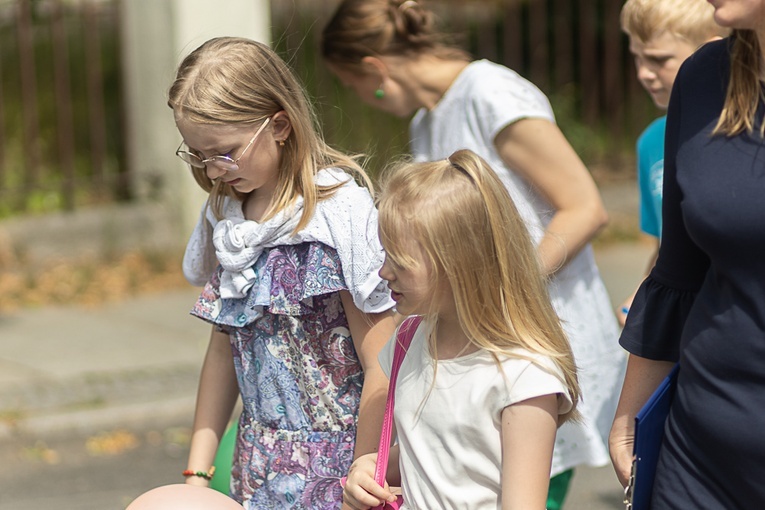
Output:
[624,364,679,510]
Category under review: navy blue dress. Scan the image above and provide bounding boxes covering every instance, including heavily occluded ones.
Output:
[620,38,765,509]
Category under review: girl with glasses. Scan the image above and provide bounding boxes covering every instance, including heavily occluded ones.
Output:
[169,37,396,509]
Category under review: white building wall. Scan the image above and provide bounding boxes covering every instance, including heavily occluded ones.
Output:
[121,0,271,239]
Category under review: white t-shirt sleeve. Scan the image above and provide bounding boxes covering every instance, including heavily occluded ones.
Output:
[468,64,556,143]
[497,358,573,417]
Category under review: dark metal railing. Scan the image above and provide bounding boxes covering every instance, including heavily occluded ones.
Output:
[0,0,125,217]
[274,0,656,175]
[0,0,654,217]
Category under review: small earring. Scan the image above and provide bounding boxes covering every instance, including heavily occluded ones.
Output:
[278,140,285,147]
[375,88,385,99]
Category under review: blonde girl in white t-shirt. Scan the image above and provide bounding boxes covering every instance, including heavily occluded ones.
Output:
[322,4,626,507]
[342,149,580,510]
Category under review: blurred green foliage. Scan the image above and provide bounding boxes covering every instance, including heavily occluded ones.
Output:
[0,0,660,219]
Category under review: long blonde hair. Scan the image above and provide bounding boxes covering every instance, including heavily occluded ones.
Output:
[377,149,580,424]
[713,30,765,137]
[168,37,372,229]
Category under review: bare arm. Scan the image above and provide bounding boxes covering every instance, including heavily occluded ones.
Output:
[501,394,559,510]
[340,291,397,459]
[494,118,608,275]
[185,327,240,486]
[609,354,675,486]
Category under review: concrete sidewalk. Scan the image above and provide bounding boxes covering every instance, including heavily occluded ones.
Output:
[0,286,209,438]
[0,239,653,439]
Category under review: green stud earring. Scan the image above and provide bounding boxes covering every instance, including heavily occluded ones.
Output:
[375,88,385,99]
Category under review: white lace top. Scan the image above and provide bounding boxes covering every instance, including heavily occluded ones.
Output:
[183,167,393,314]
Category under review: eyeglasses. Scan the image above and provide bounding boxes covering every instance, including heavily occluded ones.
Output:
[175,117,271,172]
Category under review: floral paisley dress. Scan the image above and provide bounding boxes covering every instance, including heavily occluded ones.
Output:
[183,169,393,509]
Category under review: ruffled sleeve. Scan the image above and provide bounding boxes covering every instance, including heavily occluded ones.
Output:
[186,169,394,318]
[190,242,348,329]
[619,275,699,361]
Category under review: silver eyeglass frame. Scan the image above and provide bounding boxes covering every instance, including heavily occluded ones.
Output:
[175,117,271,172]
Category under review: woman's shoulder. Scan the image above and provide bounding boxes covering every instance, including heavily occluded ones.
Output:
[460,60,543,95]
[463,59,521,80]
[676,38,730,89]
[672,38,730,116]
[687,37,729,65]
[458,60,554,120]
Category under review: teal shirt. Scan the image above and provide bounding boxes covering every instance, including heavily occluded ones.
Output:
[637,116,666,239]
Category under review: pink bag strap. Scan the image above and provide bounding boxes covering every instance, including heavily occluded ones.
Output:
[373,315,423,489]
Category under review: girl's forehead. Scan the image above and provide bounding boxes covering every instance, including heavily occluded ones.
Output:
[175,118,251,148]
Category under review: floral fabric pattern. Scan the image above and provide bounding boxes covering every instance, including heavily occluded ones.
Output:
[191,242,363,509]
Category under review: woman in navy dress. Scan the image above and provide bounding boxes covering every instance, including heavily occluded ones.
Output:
[609,2,765,508]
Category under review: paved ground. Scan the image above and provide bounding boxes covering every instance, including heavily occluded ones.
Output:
[0,181,647,509]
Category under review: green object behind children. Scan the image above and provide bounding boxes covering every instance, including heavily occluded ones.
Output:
[210,423,236,494]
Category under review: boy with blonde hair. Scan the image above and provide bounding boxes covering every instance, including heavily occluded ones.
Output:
[616,0,728,325]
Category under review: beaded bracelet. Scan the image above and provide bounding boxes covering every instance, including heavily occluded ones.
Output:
[182,466,216,480]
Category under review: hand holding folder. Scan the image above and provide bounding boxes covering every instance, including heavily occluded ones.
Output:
[623,364,679,510]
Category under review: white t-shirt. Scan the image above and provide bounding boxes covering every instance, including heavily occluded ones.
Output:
[379,321,573,509]
[409,59,625,475]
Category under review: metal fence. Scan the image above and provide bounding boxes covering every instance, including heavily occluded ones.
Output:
[0,0,655,217]
[0,0,124,217]
[276,0,654,176]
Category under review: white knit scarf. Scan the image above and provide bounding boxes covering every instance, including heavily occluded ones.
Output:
[212,200,302,299]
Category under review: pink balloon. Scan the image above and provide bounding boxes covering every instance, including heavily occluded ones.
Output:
[126,484,245,510]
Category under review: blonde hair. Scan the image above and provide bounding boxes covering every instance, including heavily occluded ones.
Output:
[620,0,728,46]
[713,31,765,137]
[321,0,469,72]
[377,149,580,424]
[168,37,372,229]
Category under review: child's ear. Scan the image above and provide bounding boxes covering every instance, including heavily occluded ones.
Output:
[270,111,292,145]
